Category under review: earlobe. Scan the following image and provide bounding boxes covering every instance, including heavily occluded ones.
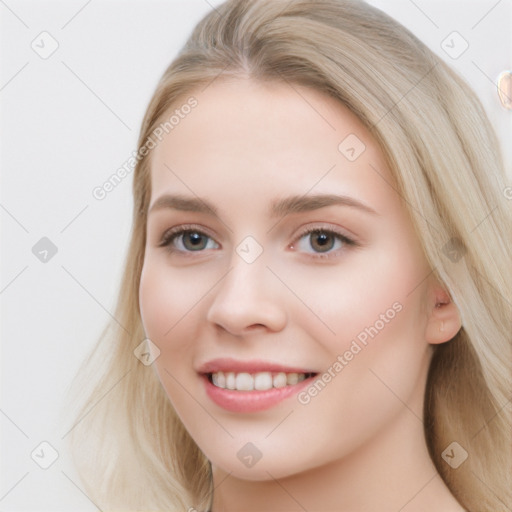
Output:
[425,295,462,345]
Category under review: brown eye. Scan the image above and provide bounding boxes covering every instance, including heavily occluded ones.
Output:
[292,227,356,259]
[309,231,336,252]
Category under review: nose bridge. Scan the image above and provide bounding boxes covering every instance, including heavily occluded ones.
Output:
[206,244,287,333]
[215,249,269,307]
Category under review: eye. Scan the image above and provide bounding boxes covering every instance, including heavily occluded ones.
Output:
[159,225,219,253]
[291,227,356,258]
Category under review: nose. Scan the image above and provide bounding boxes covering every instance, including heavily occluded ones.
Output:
[206,256,288,336]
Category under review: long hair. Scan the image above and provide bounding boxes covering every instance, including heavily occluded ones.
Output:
[67,1,512,510]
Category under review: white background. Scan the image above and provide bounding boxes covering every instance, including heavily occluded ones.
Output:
[1,0,511,510]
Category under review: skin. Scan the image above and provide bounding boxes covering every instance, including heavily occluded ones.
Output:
[139,77,464,511]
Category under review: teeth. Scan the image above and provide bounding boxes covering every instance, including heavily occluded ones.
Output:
[210,371,312,391]
[226,372,236,390]
[287,373,299,385]
[217,371,226,388]
[236,372,254,391]
[273,372,287,388]
[254,372,273,390]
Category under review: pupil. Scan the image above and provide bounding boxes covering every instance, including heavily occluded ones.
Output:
[184,232,206,250]
[311,232,334,252]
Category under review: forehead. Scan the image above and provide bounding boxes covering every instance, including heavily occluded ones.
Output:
[148,78,396,214]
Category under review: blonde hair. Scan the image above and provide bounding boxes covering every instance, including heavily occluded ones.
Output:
[68,1,512,510]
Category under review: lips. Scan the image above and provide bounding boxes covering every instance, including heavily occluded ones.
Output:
[197,358,318,412]
[196,357,317,375]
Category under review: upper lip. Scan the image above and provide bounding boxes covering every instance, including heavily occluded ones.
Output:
[196,357,317,374]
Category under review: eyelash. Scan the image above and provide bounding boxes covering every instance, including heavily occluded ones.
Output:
[158,224,217,258]
[291,226,358,260]
[158,223,358,260]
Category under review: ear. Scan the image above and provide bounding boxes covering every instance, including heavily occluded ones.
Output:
[424,281,462,345]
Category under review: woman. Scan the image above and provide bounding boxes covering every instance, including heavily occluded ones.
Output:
[69,1,511,510]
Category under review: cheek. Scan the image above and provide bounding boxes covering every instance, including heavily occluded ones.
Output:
[139,262,174,342]
[292,244,431,424]
[280,239,431,427]
[139,260,205,364]
[138,260,211,423]
[276,241,426,353]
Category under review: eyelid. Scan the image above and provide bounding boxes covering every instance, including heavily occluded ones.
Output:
[158,223,220,249]
[290,222,358,245]
[288,223,359,260]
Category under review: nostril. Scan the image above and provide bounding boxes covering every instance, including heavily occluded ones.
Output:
[247,323,266,330]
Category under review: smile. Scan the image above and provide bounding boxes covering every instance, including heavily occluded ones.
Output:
[208,371,316,391]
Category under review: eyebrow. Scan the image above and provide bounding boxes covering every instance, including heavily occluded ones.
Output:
[148,193,378,217]
[271,194,378,217]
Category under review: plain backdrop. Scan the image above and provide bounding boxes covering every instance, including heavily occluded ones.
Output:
[1,0,511,510]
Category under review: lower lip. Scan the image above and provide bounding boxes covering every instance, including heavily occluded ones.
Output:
[202,374,315,413]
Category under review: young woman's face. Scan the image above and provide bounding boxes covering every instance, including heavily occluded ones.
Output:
[139,78,440,480]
